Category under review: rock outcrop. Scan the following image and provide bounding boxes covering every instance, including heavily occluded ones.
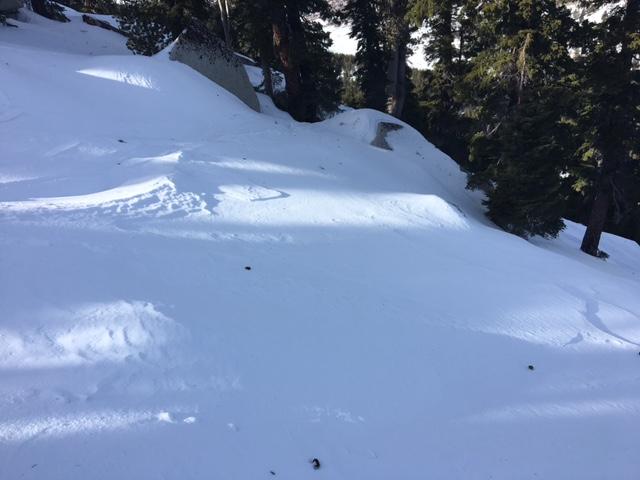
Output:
[0,0,22,13]
[168,22,260,112]
[371,122,403,150]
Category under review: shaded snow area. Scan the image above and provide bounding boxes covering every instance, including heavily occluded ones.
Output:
[1,11,640,480]
[245,64,285,94]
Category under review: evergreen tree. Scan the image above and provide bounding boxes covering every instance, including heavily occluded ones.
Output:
[462,0,578,238]
[572,0,640,256]
[267,0,339,121]
[269,0,304,116]
[335,53,365,107]
[118,0,211,55]
[299,18,341,117]
[30,0,69,21]
[407,0,469,162]
[231,1,339,120]
[343,0,388,111]
[57,0,118,14]
[232,0,277,97]
[476,90,575,237]
[409,0,455,68]
[383,0,412,117]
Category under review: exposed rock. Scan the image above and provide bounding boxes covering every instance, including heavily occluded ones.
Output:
[234,52,258,67]
[82,14,123,35]
[168,22,260,112]
[0,0,22,13]
[371,122,403,150]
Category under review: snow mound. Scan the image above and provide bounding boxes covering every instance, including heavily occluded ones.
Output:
[0,301,182,369]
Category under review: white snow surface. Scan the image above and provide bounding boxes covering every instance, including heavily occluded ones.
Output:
[1,12,640,480]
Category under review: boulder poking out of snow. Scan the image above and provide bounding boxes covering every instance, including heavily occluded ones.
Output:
[0,0,21,13]
[167,21,260,112]
[371,121,404,150]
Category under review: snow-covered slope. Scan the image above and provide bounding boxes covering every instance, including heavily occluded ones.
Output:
[1,12,640,480]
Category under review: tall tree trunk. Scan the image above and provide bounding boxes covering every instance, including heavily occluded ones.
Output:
[285,0,315,121]
[386,0,409,118]
[387,36,408,117]
[271,2,300,114]
[386,0,410,118]
[580,180,612,256]
[580,0,639,256]
[261,56,274,98]
[270,0,309,121]
[581,131,627,256]
[218,0,233,48]
[439,0,454,73]
[253,0,274,98]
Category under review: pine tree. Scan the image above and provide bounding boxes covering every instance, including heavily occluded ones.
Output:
[31,0,69,21]
[118,0,211,55]
[477,90,575,237]
[462,0,578,238]
[299,18,341,117]
[232,0,277,97]
[335,53,365,107]
[573,0,640,256]
[409,0,455,68]
[268,0,339,121]
[343,0,388,111]
[270,0,306,119]
[58,0,118,14]
[407,0,470,162]
[383,0,412,117]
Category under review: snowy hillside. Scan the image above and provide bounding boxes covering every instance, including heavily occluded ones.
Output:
[1,11,640,480]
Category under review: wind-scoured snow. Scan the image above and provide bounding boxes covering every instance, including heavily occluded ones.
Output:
[1,11,639,480]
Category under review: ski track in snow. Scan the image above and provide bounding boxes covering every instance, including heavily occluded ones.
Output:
[1,9,640,480]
